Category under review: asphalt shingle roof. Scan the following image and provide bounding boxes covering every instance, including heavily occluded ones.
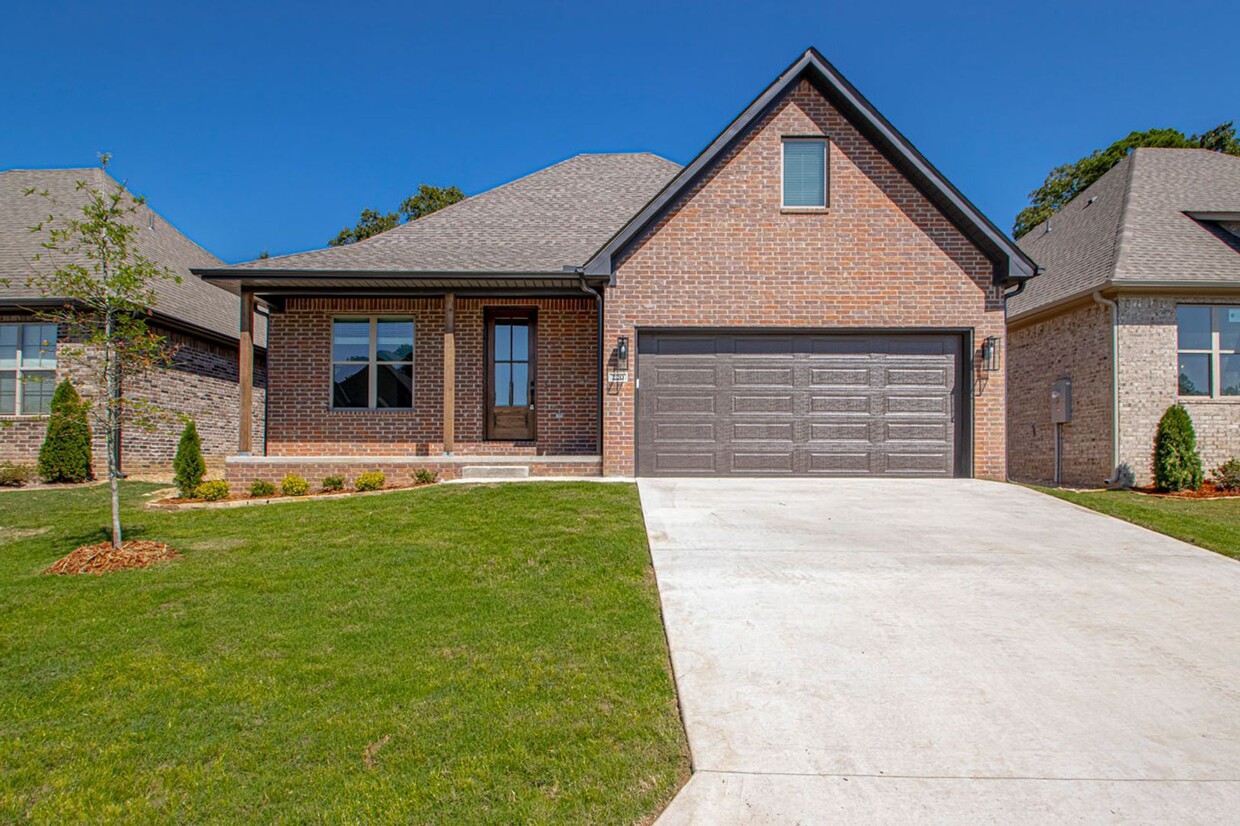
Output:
[222,153,681,274]
[1012,148,1240,318]
[0,167,261,344]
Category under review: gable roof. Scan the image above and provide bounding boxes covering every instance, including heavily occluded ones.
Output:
[583,47,1037,286]
[202,153,680,277]
[0,167,263,346]
[1011,148,1240,319]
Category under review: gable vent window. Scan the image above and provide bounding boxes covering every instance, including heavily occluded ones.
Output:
[782,138,828,209]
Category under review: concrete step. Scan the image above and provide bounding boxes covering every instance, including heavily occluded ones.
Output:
[460,465,531,480]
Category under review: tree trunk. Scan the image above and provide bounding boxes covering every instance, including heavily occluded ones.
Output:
[104,312,123,548]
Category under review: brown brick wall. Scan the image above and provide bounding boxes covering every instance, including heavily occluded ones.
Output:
[1007,301,1114,486]
[265,297,597,457]
[603,79,1006,478]
[0,312,266,474]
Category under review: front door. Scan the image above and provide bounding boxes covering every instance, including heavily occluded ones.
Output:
[486,309,536,440]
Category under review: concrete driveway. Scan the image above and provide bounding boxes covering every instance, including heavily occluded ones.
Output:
[640,478,1240,824]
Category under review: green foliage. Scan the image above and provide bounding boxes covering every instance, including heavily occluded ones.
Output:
[0,462,33,487]
[36,379,93,483]
[1211,458,1240,492]
[355,471,385,492]
[1152,405,1203,492]
[195,479,231,501]
[1013,122,1240,238]
[280,474,310,497]
[322,475,345,492]
[413,468,439,485]
[173,420,207,497]
[248,479,276,498]
[329,184,465,246]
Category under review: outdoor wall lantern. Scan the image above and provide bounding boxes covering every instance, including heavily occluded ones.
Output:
[980,336,1001,372]
[616,335,630,371]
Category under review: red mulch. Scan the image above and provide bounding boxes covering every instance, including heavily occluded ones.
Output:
[1134,481,1240,499]
[44,540,180,575]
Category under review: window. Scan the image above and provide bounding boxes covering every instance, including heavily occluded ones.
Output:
[1177,305,1240,398]
[0,323,57,415]
[782,138,828,208]
[331,317,414,409]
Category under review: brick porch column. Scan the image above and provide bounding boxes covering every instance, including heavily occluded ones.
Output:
[443,292,455,454]
[238,289,255,454]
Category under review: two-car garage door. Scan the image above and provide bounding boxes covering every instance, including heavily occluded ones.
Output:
[635,332,964,477]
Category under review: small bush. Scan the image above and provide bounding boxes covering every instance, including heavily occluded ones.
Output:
[281,474,310,496]
[249,479,276,497]
[1152,404,1203,491]
[413,468,439,485]
[37,379,93,483]
[0,462,33,487]
[355,471,385,492]
[322,475,345,492]
[173,420,207,497]
[1211,457,1240,492]
[195,479,231,501]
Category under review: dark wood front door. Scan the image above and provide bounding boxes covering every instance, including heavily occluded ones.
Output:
[486,309,536,440]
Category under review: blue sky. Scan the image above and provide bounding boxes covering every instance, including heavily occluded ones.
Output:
[1,0,1231,264]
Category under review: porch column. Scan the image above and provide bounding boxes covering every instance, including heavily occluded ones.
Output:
[443,292,455,454]
[238,289,255,454]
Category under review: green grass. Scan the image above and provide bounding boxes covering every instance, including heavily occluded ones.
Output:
[0,482,688,824]
[1036,487,1240,560]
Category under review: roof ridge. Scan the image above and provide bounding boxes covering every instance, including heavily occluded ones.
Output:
[1109,150,1141,280]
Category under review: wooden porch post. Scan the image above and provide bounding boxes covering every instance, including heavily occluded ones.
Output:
[443,292,455,454]
[238,289,255,454]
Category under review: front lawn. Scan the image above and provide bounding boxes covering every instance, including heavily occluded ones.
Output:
[0,482,688,824]
[1037,487,1240,560]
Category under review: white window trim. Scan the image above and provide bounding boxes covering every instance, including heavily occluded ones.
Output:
[1176,304,1240,400]
[780,136,829,211]
[1,322,57,417]
[330,316,415,410]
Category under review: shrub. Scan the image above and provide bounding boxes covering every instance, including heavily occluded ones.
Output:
[0,462,33,487]
[1211,457,1240,492]
[249,479,276,497]
[322,475,345,492]
[1152,404,1203,491]
[173,420,207,497]
[413,468,439,485]
[37,379,93,483]
[355,471,385,492]
[195,479,231,501]
[280,474,310,496]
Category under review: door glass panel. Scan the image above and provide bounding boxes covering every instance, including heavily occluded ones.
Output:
[332,320,371,362]
[494,363,511,406]
[1178,353,1211,396]
[1177,306,1212,350]
[333,364,369,407]
[1216,307,1240,352]
[1220,354,1240,397]
[495,323,511,361]
[511,362,528,406]
[376,363,413,408]
[511,324,529,361]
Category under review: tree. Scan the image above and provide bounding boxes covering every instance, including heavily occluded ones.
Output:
[23,155,180,547]
[37,379,93,483]
[1152,404,1203,492]
[173,419,206,497]
[1013,122,1240,239]
[329,184,465,246]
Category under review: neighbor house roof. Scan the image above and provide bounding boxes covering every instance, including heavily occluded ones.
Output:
[0,167,263,346]
[1011,148,1240,319]
[201,153,681,278]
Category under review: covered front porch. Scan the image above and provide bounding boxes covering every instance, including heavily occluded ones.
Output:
[206,271,607,487]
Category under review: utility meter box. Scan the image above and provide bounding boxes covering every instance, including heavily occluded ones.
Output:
[1051,378,1072,424]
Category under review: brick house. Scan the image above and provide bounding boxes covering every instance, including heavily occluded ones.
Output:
[197,48,1035,486]
[0,167,267,474]
[1008,148,1240,487]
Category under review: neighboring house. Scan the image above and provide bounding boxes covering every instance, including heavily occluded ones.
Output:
[1008,148,1240,487]
[196,48,1035,485]
[0,167,267,473]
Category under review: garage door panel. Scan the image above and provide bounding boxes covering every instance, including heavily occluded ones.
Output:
[732,366,795,386]
[733,421,796,442]
[654,366,717,386]
[653,422,716,442]
[654,452,717,473]
[731,452,795,473]
[806,450,873,474]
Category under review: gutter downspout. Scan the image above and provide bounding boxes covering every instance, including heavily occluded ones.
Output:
[257,306,271,456]
[577,273,605,460]
[1093,291,1120,482]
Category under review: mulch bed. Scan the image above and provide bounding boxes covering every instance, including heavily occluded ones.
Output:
[44,540,180,575]
[1132,482,1240,499]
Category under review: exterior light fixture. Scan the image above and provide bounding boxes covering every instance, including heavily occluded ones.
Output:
[981,336,1001,372]
[616,335,630,371]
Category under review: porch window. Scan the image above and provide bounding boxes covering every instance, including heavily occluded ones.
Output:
[1177,305,1240,398]
[782,137,828,209]
[0,322,57,415]
[332,317,414,409]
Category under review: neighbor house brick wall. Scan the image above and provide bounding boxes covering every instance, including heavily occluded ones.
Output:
[1007,301,1114,486]
[0,312,265,474]
[603,79,1006,478]
[1116,295,1240,484]
[264,297,597,457]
